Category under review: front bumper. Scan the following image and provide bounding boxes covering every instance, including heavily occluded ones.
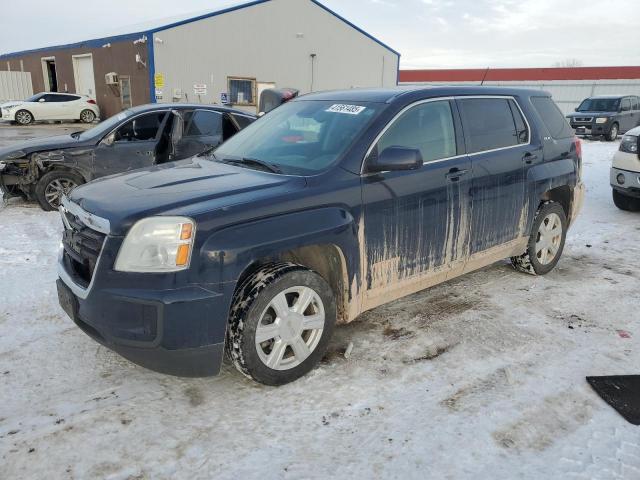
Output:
[570,120,615,136]
[57,226,232,377]
[611,167,640,198]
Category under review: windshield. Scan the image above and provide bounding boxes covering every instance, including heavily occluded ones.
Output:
[25,93,44,102]
[213,100,383,175]
[77,110,134,140]
[577,98,620,112]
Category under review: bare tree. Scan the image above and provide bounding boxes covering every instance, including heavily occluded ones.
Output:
[552,59,584,68]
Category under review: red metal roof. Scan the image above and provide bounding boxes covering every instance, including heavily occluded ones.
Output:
[399,66,640,83]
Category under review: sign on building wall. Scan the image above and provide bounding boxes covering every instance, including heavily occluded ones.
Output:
[220,92,229,104]
[194,83,207,96]
[154,73,165,88]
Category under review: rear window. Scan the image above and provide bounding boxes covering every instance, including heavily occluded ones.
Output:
[457,98,520,153]
[531,96,573,139]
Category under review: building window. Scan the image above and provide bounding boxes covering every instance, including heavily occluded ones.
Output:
[228,77,256,105]
[120,76,132,110]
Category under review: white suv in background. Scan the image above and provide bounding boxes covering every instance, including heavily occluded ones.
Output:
[1,92,100,125]
[611,125,640,211]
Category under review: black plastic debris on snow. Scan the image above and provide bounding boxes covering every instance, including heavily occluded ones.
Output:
[587,376,640,425]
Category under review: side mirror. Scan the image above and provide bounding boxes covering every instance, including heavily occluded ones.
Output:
[101,132,115,146]
[39,98,46,103]
[366,146,423,173]
[574,108,579,112]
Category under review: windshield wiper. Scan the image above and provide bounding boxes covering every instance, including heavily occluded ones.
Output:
[220,157,282,174]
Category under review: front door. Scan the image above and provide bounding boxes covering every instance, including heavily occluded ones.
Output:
[362,99,471,298]
[456,97,531,255]
[619,97,634,132]
[174,109,225,159]
[93,111,169,179]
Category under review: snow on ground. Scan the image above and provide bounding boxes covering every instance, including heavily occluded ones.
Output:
[1,126,639,479]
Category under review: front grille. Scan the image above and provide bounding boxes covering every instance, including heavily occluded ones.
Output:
[61,210,106,288]
[574,116,593,123]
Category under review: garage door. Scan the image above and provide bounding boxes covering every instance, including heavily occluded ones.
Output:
[73,54,96,99]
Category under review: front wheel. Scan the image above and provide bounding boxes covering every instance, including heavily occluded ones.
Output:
[15,110,33,125]
[227,263,336,386]
[35,170,84,211]
[79,109,96,123]
[511,202,567,275]
[612,189,640,211]
[605,123,619,141]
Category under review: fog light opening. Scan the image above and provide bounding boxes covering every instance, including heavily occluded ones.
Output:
[617,173,626,185]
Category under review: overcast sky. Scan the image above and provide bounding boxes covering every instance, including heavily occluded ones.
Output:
[2,0,639,68]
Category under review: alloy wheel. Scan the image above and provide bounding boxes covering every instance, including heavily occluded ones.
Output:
[255,286,326,371]
[44,178,77,208]
[16,111,32,125]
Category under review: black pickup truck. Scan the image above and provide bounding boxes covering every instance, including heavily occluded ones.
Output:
[56,87,584,385]
[566,95,640,141]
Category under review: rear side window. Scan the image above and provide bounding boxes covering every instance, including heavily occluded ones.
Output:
[632,97,639,111]
[376,100,457,162]
[457,98,520,153]
[530,96,573,139]
[184,110,222,137]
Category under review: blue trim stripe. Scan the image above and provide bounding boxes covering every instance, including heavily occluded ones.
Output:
[147,35,156,103]
[1,0,399,62]
[308,0,400,57]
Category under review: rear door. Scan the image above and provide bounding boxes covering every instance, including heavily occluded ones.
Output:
[93,111,169,178]
[362,98,471,294]
[457,96,532,255]
[173,109,226,159]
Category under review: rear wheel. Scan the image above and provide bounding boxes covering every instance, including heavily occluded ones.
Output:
[511,202,567,275]
[605,123,619,141]
[80,109,95,123]
[227,263,336,386]
[15,110,33,125]
[35,170,84,211]
[612,189,640,211]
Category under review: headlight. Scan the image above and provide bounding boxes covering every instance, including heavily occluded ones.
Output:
[5,150,26,160]
[595,117,609,124]
[619,135,638,154]
[114,216,196,273]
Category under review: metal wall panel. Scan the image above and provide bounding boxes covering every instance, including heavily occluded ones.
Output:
[0,71,33,103]
[152,0,399,113]
[400,79,640,114]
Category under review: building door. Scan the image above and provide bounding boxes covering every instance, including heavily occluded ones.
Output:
[41,57,58,92]
[72,54,96,99]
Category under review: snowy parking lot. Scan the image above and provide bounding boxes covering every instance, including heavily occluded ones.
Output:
[1,124,639,479]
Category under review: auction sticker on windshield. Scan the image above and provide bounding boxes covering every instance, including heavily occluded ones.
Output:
[326,104,366,115]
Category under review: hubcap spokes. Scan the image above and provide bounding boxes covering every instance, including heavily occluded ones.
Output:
[535,212,562,265]
[255,286,325,371]
[44,178,77,208]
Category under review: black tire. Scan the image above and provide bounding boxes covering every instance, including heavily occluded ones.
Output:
[511,202,568,275]
[226,262,336,386]
[80,109,95,124]
[612,189,640,211]
[605,123,619,141]
[15,109,33,125]
[35,170,84,211]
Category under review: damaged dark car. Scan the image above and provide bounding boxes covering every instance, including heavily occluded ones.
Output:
[0,103,256,210]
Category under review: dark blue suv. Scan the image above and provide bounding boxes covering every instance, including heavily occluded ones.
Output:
[56,87,584,385]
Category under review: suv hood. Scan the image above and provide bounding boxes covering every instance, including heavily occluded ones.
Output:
[0,134,91,160]
[68,157,307,235]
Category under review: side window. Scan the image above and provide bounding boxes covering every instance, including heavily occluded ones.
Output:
[530,96,573,140]
[231,114,254,130]
[508,99,529,144]
[42,94,58,102]
[621,98,632,112]
[114,112,166,142]
[458,98,519,152]
[59,94,79,102]
[183,110,222,137]
[376,100,457,162]
[632,97,639,111]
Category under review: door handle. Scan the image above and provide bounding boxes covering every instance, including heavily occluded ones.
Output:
[523,153,538,164]
[445,168,469,181]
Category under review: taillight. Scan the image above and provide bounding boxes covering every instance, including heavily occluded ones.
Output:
[573,136,582,160]
[87,99,96,105]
